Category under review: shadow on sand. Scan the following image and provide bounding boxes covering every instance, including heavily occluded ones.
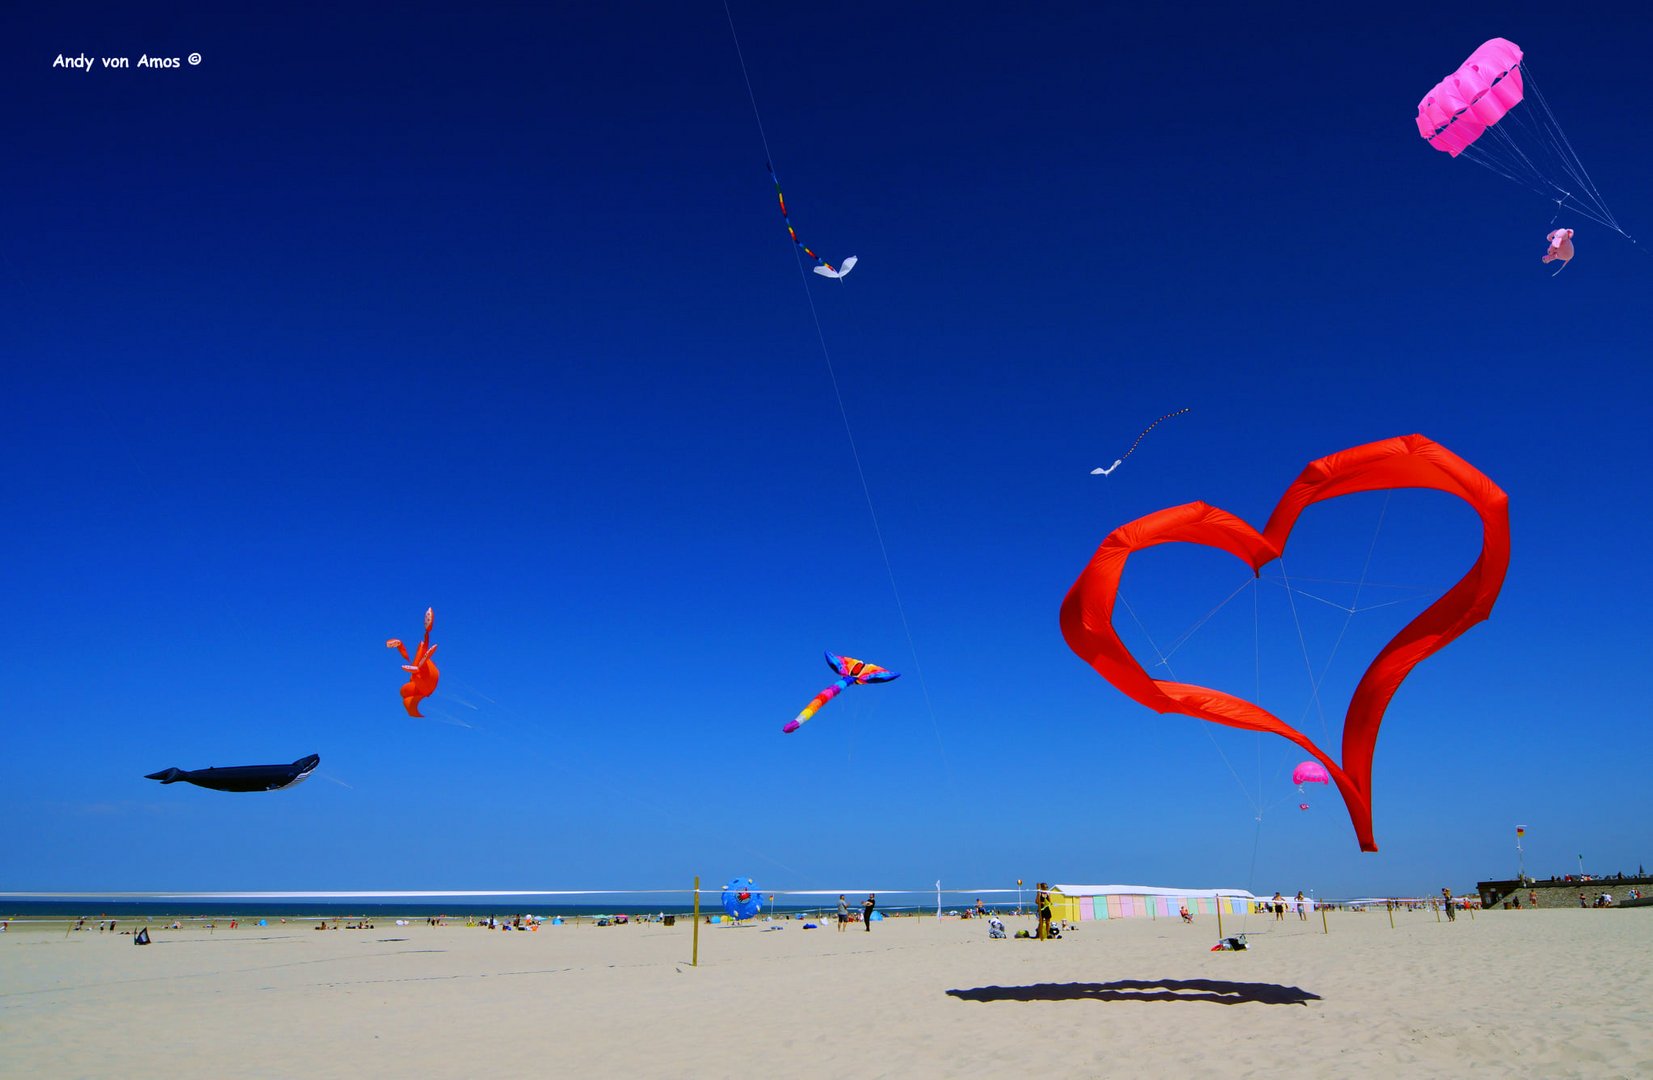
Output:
[946,979,1320,1006]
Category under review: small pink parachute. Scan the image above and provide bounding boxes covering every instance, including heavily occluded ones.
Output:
[1294,760,1329,810]
[1543,228,1575,272]
[1292,761,1331,786]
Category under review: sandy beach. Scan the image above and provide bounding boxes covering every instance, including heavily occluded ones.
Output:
[2,907,1647,1079]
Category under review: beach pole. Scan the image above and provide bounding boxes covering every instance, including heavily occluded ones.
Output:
[1387,901,1395,929]
[1216,898,1224,939]
[692,876,700,968]
[1435,903,1441,923]
[1321,905,1328,935]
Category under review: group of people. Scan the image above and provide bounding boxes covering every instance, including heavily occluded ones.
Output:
[1265,892,1313,920]
[834,894,877,931]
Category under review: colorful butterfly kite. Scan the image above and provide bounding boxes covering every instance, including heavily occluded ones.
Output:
[1091,408,1190,476]
[783,650,899,733]
[386,607,439,717]
[770,163,856,279]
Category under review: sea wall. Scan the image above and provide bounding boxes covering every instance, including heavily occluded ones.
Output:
[1476,876,1650,910]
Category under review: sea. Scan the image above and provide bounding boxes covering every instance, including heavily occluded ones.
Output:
[0,894,969,924]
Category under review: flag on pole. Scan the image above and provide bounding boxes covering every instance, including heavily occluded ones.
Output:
[1516,826,1526,838]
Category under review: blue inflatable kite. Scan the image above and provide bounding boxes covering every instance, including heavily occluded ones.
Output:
[721,878,762,921]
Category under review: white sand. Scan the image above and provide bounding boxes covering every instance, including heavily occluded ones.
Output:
[2,908,1648,1078]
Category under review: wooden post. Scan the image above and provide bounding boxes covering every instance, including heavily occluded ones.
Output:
[1387,901,1395,929]
[1321,905,1329,935]
[692,875,700,968]
[1216,898,1224,939]
[1435,903,1441,923]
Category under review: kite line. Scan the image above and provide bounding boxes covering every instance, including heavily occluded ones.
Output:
[720,2,951,782]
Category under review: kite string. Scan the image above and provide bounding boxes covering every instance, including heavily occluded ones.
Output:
[1117,591,1260,818]
[1271,493,1390,751]
[720,0,776,169]
[1275,555,1334,748]
[432,678,807,879]
[1253,573,1263,818]
[721,1,954,785]
[1520,61,1623,235]
[793,237,954,785]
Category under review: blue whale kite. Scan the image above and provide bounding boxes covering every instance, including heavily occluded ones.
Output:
[145,753,321,793]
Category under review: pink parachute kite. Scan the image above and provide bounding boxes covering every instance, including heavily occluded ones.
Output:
[1416,38,1629,242]
[1292,761,1331,787]
[1416,38,1525,158]
[1294,760,1330,810]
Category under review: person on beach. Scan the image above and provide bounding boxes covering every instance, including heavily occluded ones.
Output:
[838,895,849,933]
[1036,884,1052,940]
[1272,892,1285,921]
[1441,887,1456,921]
[1295,892,1307,920]
[862,894,876,931]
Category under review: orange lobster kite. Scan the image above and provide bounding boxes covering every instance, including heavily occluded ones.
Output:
[386,607,439,717]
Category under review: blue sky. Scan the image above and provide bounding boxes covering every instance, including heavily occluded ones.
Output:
[4,2,1649,899]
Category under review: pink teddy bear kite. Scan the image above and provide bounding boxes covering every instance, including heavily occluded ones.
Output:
[1542,228,1575,272]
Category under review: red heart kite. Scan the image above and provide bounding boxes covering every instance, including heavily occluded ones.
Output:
[1059,435,1509,851]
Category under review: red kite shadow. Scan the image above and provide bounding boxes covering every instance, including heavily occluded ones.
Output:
[946,979,1320,1006]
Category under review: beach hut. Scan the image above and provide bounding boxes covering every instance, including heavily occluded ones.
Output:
[1048,884,1255,922]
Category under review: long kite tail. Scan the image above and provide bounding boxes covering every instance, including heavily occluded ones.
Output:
[1119,408,1190,464]
[783,677,852,733]
[770,163,840,274]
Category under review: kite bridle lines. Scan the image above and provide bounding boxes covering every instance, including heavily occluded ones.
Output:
[1458,59,1638,249]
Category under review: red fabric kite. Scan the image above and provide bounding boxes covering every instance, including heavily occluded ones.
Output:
[387,607,439,717]
[1059,435,1509,851]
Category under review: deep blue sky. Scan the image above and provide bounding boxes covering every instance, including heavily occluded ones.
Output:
[4,2,1649,899]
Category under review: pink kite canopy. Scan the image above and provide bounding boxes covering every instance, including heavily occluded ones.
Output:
[1292,761,1331,786]
[1416,38,1524,157]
